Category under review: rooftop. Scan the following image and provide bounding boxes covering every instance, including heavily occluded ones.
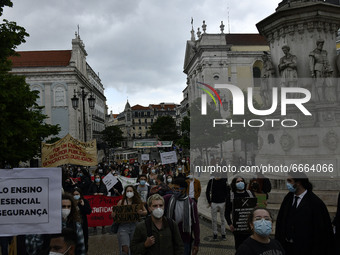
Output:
[225,34,268,46]
[9,50,72,67]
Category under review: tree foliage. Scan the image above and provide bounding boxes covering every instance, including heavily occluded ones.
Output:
[0,1,60,167]
[149,116,179,141]
[100,126,124,148]
[176,116,190,149]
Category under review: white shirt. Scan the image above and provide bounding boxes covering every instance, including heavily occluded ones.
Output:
[292,189,308,208]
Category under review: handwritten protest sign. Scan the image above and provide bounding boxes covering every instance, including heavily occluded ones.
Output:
[41,133,97,167]
[141,154,149,161]
[117,176,137,189]
[232,197,257,233]
[0,168,62,236]
[160,151,178,165]
[103,174,118,191]
[112,204,140,223]
[84,195,122,227]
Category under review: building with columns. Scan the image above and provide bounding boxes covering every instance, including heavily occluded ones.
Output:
[182,21,270,163]
[9,34,107,142]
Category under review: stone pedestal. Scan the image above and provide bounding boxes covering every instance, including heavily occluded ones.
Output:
[255,1,340,190]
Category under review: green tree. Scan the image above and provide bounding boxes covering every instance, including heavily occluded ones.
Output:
[176,116,190,149]
[149,116,179,141]
[0,1,60,167]
[100,126,124,148]
[190,98,227,164]
[227,91,260,164]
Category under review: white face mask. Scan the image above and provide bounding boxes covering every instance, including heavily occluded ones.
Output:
[152,208,164,219]
[62,209,71,220]
[49,246,71,255]
[167,178,172,183]
[126,192,134,198]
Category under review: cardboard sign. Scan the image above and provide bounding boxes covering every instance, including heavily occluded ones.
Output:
[112,204,140,223]
[160,151,178,165]
[85,195,122,227]
[0,168,62,236]
[232,197,257,233]
[41,133,98,167]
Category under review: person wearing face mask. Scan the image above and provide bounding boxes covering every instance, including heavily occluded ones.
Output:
[185,173,201,204]
[135,174,150,204]
[49,228,77,255]
[113,185,147,255]
[147,168,157,186]
[166,175,174,189]
[163,178,200,255]
[87,174,108,196]
[236,208,285,255]
[275,172,335,255]
[76,168,91,196]
[25,193,85,255]
[225,177,254,249]
[72,188,91,253]
[131,194,184,255]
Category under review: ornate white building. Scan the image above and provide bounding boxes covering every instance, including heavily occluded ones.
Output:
[10,34,107,142]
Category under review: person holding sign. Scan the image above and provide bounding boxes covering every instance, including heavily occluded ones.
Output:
[236,208,285,255]
[113,185,147,255]
[225,176,255,249]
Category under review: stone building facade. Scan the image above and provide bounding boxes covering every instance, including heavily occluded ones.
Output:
[108,101,178,148]
[9,34,106,142]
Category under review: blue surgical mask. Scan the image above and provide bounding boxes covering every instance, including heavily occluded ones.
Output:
[74,195,80,200]
[253,219,272,236]
[95,178,100,183]
[236,181,245,190]
[140,180,146,186]
[286,182,296,193]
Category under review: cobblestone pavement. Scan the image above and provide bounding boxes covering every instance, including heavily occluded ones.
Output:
[88,218,236,255]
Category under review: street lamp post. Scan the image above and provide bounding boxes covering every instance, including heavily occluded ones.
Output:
[71,86,96,142]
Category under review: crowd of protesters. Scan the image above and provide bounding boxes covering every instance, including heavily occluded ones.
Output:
[3,156,340,255]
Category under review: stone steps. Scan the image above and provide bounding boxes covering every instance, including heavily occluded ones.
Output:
[267,189,338,220]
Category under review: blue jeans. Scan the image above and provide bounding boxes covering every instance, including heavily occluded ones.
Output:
[117,222,136,255]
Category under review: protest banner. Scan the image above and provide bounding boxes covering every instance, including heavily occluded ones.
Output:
[41,133,98,167]
[141,154,149,161]
[84,195,122,227]
[160,150,178,165]
[0,168,62,236]
[117,176,137,189]
[102,174,118,191]
[112,204,140,223]
[133,141,173,148]
[232,197,257,233]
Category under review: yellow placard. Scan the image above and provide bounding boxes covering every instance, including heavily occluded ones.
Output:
[41,134,98,167]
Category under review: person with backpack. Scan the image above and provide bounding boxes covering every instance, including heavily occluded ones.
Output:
[164,177,200,255]
[225,176,255,249]
[130,194,184,255]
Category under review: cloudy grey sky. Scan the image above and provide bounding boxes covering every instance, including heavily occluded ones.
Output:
[3,0,278,113]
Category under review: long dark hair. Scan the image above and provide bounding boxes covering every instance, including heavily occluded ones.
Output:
[231,176,247,193]
[62,192,81,223]
[122,185,142,205]
[289,171,313,191]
